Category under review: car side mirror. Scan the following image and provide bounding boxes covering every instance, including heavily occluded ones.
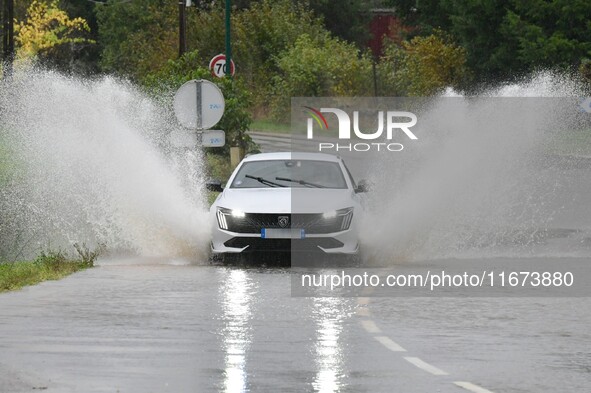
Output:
[206,179,224,193]
[355,179,370,193]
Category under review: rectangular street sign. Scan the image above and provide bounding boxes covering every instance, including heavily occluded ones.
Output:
[201,130,225,147]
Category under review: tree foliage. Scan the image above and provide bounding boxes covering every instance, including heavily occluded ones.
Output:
[500,1,591,72]
[384,0,451,35]
[95,0,177,78]
[380,31,468,96]
[270,33,373,119]
[187,0,326,112]
[386,0,591,83]
[96,0,327,110]
[305,0,372,47]
[14,0,94,62]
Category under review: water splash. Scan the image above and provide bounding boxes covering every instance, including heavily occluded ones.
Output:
[361,71,591,262]
[0,69,210,261]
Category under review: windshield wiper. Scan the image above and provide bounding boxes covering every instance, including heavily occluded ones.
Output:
[245,174,286,188]
[275,176,325,188]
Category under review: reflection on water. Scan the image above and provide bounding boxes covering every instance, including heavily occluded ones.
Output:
[220,269,256,393]
[312,297,350,393]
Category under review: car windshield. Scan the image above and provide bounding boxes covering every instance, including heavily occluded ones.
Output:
[230,159,348,189]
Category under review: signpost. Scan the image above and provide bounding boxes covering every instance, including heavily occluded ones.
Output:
[201,130,226,147]
[173,79,226,147]
[209,54,236,78]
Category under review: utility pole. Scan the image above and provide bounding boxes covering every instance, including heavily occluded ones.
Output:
[178,0,187,57]
[224,0,231,80]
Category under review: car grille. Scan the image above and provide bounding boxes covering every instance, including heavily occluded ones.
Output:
[224,237,344,251]
[223,213,352,234]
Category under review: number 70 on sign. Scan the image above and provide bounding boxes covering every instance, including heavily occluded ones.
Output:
[209,54,236,78]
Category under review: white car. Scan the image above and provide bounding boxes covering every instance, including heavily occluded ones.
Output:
[207,152,367,260]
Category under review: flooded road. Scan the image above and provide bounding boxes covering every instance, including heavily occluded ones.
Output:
[0,259,589,393]
[2,78,591,392]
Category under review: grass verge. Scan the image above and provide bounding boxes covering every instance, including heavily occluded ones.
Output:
[0,244,104,293]
[205,152,232,206]
[251,119,291,134]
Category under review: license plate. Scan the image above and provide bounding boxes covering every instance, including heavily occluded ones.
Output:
[261,228,305,239]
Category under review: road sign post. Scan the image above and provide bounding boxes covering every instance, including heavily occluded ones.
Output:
[225,0,232,80]
[173,79,226,147]
[201,130,226,147]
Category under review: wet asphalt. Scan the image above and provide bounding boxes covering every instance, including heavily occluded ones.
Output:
[0,258,589,393]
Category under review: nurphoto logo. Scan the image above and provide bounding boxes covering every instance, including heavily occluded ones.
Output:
[303,106,418,152]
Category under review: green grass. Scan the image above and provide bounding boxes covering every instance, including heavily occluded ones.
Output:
[205,152,231,207]
[0,260,86,293]
[206,152,233,181]
[0,244,103,293]
[207,191,220,206]
[250,119,291,134]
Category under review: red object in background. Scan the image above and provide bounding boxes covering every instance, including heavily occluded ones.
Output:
[368,10,415,59]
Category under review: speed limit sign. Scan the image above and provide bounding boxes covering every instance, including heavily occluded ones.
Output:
[209,54,236,78]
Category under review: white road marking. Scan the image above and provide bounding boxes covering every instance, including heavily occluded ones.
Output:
[353,297,495,392]
[360,320,381,334]
[404,357,449,376]
[454,381,495,393]
[374,335,406,352]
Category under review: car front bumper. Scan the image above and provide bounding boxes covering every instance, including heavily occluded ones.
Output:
[210,227,360,255]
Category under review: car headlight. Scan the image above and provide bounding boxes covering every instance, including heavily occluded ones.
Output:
[216,207,246,230]
[322,210,338,219]
[322,207,354,231]
[231,210,245,218]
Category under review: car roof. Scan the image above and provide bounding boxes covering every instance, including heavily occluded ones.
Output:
[242,152,342,163]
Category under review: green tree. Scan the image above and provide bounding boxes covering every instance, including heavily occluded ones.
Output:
[499,1,591,72]
[379,31,468,96]
[384,0,452,34]
[270,33,373,120]
[96,0,328,114]
[443,0,511,82]
[439,0,590,82]
[185,0,326,113]
[58,0,102,73]
[95,0,176,78]
[14,0,94,64]
[305,0,372,47]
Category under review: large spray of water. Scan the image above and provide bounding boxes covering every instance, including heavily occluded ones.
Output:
[0,70,210,261]
[360,72,591,262]
[1,70,589,264]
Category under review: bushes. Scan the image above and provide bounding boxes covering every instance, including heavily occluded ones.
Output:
[179,0,327,114]
[96,0,472,122]
[270,33,373,120]
[96,0,177,79]
[379,31,469,96]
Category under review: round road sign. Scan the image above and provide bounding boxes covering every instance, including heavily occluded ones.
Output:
[209,54,236,78]
[173,79,225,130]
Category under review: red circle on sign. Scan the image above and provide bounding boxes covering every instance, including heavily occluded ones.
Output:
[209,54,235,78]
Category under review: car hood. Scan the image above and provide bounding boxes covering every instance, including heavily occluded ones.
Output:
[214,188,356,214]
